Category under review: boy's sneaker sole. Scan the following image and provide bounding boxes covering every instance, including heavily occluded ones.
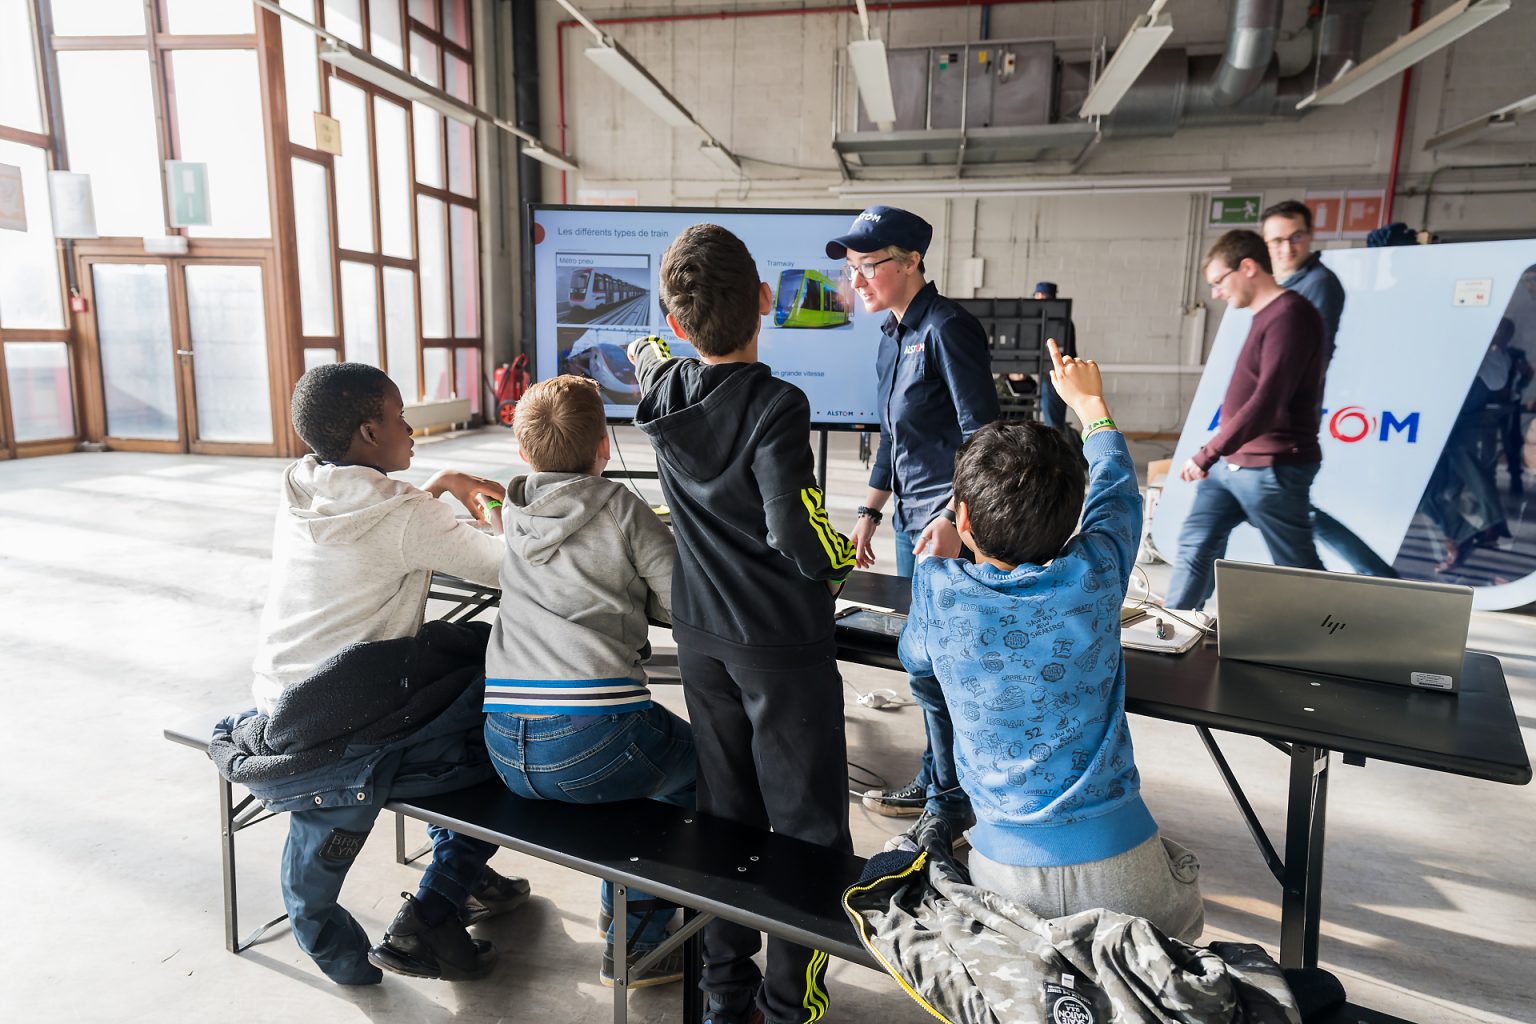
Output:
[367,937,496,981]
[860,780,926,818]
[600,946,685,989]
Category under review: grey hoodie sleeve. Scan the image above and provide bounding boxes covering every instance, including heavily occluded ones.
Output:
[399,494,504,586]
[616,490,677,623]
[751,389,856,583]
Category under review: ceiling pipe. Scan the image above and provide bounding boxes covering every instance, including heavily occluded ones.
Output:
[1068,1,1376,138]
[1209,0,1284,107]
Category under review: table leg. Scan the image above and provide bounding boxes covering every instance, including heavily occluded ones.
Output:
[1280,743,1330,969]
[683,908,703,1024]
[219,774,238,954]
[612,882,628,1024]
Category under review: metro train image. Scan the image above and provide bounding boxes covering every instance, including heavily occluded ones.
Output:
[772,268,852,328]
[567,268,647,313]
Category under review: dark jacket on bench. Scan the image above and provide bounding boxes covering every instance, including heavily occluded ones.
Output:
[209,620,493,812]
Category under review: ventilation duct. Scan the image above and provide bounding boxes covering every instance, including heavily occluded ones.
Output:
[1209,0,1284,107]
[1063,0,1374,138]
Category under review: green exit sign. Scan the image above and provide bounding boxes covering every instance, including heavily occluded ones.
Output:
[1208,194,1264,227]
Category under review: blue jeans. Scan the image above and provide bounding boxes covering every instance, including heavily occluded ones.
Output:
[484,707,696,949]
[1165,461,1325,611]
[892,529,971,824]
[281,737,498,985]
[1313,507,1397,577]
[894,527,918,579]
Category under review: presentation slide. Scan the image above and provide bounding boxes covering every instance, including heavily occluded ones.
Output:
[530,205,883,428]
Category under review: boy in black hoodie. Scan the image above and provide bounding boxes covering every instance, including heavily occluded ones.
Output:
[628,224,856,1024]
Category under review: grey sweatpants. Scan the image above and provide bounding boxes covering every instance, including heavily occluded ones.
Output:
[966,833,1205,943]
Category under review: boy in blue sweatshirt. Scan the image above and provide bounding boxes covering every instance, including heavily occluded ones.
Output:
[897,341,1204,940]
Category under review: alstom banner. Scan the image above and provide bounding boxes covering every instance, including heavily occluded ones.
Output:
[1151,239,1536,611]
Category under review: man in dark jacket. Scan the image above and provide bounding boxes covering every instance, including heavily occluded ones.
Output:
[1262,199,1398,578]
[629,224,855,1024]
[1165,230,1329,610]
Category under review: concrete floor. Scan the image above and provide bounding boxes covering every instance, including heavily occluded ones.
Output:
[1,427,1533,1024]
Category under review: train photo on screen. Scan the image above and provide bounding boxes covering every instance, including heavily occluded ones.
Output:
[773,268,853,329]
[554,256,652,328]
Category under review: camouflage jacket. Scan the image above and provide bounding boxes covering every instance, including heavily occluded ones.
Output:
[843,844,1301,1024]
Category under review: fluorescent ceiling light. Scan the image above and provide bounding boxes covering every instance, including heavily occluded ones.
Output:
[1424,90,1536,150]
[316,38,579,170]
[834,175,1230,200]
[848,38,897,131]
[699,141,742,174]
[320,41,479,126]
[1079,2,1174,118]
[1297,0,1510,109]
[585,41,695,129]
[521,144,579,173]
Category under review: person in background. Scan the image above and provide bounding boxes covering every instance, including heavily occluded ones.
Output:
[1163,231,1329,611]
[1031,282,1072,432]
[1261,199,1397,578]
[830,205,998,838]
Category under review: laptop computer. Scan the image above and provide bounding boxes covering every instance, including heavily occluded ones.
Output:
[1214,560,1473,693]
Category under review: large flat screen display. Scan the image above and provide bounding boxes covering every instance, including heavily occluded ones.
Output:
[529,205,883,428]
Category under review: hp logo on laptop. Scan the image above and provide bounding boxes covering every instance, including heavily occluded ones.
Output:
[1320,614,1347,636]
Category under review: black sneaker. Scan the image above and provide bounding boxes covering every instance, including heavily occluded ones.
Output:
[860,778,925,817]
[600,943,685,988]
[368,893,496,981]
[703,990,764,1024]
[459,868,531,927]
[882,811,970,855]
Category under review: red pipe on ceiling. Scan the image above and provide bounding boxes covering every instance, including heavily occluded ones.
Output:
[1382,0,1424,229]
[554,0,1053,200]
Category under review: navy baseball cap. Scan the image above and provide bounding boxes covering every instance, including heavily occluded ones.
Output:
[826,205,933,259]
[1033,281,1058,297]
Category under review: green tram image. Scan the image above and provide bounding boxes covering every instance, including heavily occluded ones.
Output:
[772,268,853,328]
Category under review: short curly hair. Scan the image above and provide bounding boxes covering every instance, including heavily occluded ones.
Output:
[290,362,394,462]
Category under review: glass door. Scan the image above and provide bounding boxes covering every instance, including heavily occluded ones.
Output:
[182,263,275,452]
[83,257,278,455]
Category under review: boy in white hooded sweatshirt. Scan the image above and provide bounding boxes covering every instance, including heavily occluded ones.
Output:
[248,362,526,986]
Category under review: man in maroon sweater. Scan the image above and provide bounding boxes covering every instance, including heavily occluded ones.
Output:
[1164,230,1329,610]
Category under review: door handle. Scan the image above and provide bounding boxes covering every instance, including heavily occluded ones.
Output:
[175,349,194,356]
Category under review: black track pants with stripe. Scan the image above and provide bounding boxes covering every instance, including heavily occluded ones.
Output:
[677,646,852,1024]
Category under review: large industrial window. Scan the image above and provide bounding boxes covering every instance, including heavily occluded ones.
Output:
[0,0,73,456]
[283,0,482,410]
[0,0,485,458]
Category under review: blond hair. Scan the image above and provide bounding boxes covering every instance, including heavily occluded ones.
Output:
[515,375,606,473]
[883,244,925,276]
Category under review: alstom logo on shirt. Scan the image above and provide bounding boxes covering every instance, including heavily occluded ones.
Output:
[1204,404,1421,443]
[903,342,925,356]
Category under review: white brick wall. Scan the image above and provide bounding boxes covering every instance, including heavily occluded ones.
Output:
[532,0,1536,432]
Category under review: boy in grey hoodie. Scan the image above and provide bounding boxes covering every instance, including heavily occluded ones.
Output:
[481,375,697,989]
[251,363,529,986]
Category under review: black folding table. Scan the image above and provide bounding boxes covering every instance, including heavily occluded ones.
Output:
[834,570,1532,971]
